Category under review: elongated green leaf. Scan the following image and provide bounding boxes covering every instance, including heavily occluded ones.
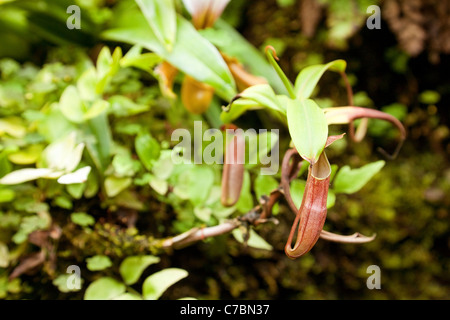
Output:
[96,47,122,95]
[136,0,176,51]
[142,268,188,300]
[213,19,288,95]
[103,13,236,100]
[120,255,160,285]
[121,45,162,71]
[286,99,328,164]
[87,112,112,169]
[220,99,262,123]
[234,84,285,113]
[8,145,43,165]
[221,84,287,123]
[0,168,55,185]
[235,170,253,213]
[294,60,346,99]
[84,277,126,300]
[333,160,385,194]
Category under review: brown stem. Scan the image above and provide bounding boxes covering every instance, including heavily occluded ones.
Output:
[340,71,354,106]
[161,220,240,249]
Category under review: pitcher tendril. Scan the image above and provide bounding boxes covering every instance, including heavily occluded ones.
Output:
[265,45,296,99]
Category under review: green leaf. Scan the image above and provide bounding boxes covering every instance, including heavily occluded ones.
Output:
[419,90,440,105]
[96,47,122,94]
[0,188,15,203]
[0,168,55,185]
[135,132,160,171]
[188,165,214,206]
[0,117,27,138]
[193,206,212,222]
[86,255,112,271]
[213,19,288,95]
[83,100,110,120]
[84,277,126,300]
[59,85,84,123]
[333,160,385,194]
[113,293,143,300]
[0,150,12,178]
[53,274,83,293]
[235,170,253,213]
[44,132,84,172]
[254,175,278,200]
[327,189,336,209]
[109,95,150,117]
[136,0,176,51]
[286,98,328,164]
[142,268,188,300]
[103,14,236,100]
[53,196,73,210]
[71,212,95,227]
[120,45,162,71]
[37,108,77,144]
[235,84,285,114]
[7,145,43,165]
[294,60,346,99]
[152,150,174,180]
[220,98,262,123]
[221,84,286,123]
[104,176,132,198]
[57,166,91,185]
[77,67,98,101]
[119,255,160,285]
[112,152,140,177]
[232,228,273,251]
[149,176,168,195]
[13,215,50,244]
[87,112,112,169]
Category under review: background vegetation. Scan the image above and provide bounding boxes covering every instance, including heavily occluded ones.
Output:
[0,0,448,299]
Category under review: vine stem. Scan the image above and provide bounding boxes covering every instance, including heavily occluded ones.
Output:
[339,71,354,106]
